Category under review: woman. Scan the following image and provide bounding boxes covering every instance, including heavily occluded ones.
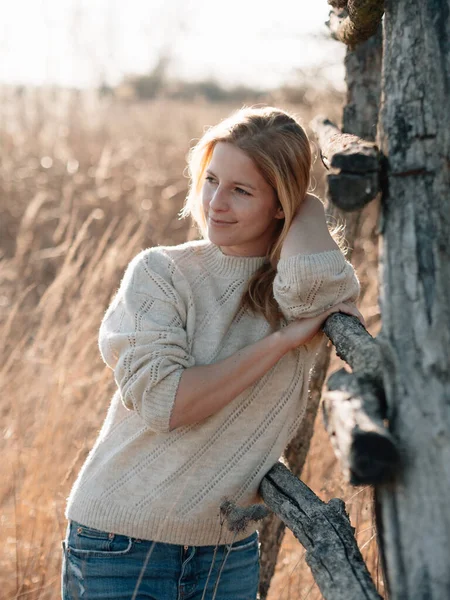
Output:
[62,106,362,599]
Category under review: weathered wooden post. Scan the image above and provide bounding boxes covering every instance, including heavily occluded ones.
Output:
[374,2,450,597]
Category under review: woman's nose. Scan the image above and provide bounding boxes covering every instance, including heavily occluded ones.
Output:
[209,186,229,211]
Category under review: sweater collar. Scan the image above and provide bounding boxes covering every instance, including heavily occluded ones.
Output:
[201,242,268,279]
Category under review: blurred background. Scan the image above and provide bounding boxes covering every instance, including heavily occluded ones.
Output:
[1,1,346,95]
[0,1,382,598]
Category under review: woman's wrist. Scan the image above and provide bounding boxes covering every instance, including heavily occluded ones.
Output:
[275,325,300,353]
[255,328,294,358]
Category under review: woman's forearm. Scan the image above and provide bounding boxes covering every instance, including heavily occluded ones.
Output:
[168,302,359,431]
[169,330,290,430]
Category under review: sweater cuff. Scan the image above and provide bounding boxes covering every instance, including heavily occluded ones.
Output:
[276,250,348,285]
[139,369,185,433]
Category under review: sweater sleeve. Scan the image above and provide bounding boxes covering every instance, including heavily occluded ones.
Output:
[98,248,195,433]
[273,249,360,321]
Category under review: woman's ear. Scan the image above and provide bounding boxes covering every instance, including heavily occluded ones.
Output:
[275,205,285,219]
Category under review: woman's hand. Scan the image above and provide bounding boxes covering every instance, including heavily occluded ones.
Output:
[280,302,365,351]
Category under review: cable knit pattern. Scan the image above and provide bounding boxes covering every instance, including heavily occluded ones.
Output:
[66,239,360,546]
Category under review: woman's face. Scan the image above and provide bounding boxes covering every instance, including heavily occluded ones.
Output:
[201,142,284,257]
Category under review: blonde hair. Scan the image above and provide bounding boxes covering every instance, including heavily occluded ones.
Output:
[180,106,314,329]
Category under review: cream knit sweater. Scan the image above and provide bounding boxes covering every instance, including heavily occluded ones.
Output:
[66,239,360,545]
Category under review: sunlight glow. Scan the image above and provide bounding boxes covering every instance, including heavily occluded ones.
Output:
[1,0,345,89]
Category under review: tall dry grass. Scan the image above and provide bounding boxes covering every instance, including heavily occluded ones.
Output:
[0,86,382,599]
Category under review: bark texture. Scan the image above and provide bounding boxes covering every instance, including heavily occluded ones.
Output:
[376,1,450,598]
[343,24,382,140]
[259,463,382,600]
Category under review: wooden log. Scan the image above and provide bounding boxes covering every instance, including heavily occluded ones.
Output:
[313,118,380,172]
[328,0,384,48]
[311,117,381,211]
[328,171,379,211]
[322,313,383,380]
[321,313,400,484]
[259,463,383,600]
[323,370,400,485]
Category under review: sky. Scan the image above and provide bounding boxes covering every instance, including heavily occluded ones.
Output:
[1,0,346,90]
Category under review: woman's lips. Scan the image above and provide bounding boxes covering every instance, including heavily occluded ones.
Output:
[209,216,236,226]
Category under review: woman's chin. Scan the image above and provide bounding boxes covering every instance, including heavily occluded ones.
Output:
[207,229,233,245]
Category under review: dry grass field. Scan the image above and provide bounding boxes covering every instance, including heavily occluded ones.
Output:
[0,87,383,599]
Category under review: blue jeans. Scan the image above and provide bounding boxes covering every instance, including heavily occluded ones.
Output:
[61,520,260,600]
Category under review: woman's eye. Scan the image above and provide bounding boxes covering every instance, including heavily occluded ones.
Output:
[205,176,216,184]
[235,187,251,196]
